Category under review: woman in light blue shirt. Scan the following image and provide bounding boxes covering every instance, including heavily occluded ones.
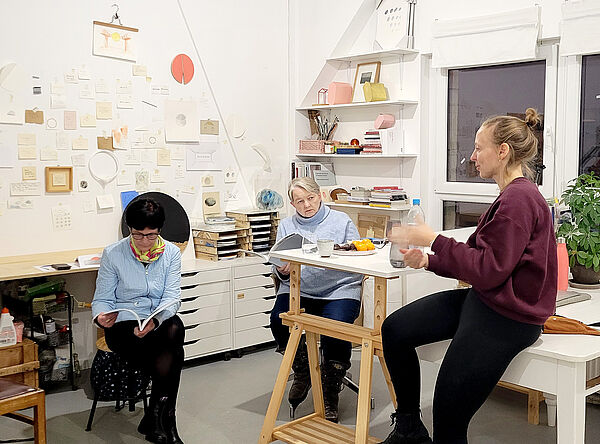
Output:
[92,197,184,444]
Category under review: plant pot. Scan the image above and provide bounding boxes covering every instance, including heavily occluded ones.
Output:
[571,263,600,285]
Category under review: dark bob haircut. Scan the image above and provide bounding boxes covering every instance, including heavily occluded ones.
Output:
[125,197,165,231]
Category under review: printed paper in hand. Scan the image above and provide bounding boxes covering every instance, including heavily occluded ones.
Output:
[103,299,179,331]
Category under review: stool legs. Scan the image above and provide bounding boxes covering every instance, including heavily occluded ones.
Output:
[306,331,324,417]
[33,392,46,444]
[85,393,99,431]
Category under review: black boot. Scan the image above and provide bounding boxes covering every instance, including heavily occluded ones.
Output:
[143,397,168,444]
[378,411,432,444]
[288,337,311,418]
[162,405,184,444]
[321,360,349,423]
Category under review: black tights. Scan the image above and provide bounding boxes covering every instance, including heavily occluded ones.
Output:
[105,315,185,407]
[381,289,542,444]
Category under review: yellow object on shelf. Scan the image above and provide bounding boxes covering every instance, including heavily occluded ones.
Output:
[363,82,387,102]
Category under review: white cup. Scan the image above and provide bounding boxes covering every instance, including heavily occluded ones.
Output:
[317,239,334,257]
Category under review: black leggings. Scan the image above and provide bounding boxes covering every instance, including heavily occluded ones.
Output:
[104,315,185,407]
[381,289,542,444]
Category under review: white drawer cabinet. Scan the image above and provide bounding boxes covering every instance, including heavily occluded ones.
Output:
[184,333,232,360]
[232,262,276,350]
[181,268,230,287]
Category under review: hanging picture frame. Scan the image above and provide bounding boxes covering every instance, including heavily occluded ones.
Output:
[352,62,381,103]
[374,0,410,50]
[92,21,139,62]
[45,166,73,192]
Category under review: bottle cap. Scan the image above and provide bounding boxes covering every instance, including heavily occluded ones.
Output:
[558,236,565,243]
[1,307,8,314]
[412,198,420,205]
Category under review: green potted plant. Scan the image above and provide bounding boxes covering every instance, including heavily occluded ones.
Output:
[557,172,600,285]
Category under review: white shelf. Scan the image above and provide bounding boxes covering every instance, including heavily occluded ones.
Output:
[295,153,418,159]
[325,202,410,212]
[326,48,419,63]
[296,99,418,111]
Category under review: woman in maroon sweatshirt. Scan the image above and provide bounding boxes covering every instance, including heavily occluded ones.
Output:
[379,108,557,444]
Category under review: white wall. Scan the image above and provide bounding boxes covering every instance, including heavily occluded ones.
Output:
[0,0,288,259]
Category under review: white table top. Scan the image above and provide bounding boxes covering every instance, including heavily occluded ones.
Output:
[269,245,423,279]
[526,289,600,362]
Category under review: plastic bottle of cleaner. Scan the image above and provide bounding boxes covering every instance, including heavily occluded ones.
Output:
[0,307,17,347]
[407,198,426,251]
[557,237,569,291]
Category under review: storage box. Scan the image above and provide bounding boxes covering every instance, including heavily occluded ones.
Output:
[379,127,403,155]
[363,82,387,102]
[328,82,353,105]
[0,338,39,387]
[299,140,325,154]
[374,113,395,129]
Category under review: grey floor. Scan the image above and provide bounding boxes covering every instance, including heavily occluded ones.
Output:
[2,344,600,443]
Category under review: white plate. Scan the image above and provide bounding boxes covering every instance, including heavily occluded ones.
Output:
[332,249,377,256]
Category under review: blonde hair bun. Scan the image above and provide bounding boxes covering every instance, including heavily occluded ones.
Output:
[524,108,541,128]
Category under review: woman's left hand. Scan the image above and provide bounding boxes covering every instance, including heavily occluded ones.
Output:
[400,248,429,269]
[134,321,155,338]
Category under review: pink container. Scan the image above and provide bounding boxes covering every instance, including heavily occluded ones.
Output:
[328,82,353,105]
[374,113,395,129]
[14,321,24,342]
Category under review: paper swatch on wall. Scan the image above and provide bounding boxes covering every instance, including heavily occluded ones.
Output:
[186,144,220,171]
[10,182,41,196]
[165,100,199,142]
[80,113,96,127]
[97,136,114,150]
[77,170,91,192]
[56,131,70,149]
[25,109,44,124]
[72,136,89,150]
[40,147,58,161]
[135,169,149,191]
[8,197,33,209]
[112,125,130,149]
[132,129,165,149]
[200,119,219,135]
[0,92,24,125]
[22,166,36,180]
[64,110,77,130]
[79,83,95,99]
[96,101,113,120]
[92,21,139,62]
[120,190,138,210]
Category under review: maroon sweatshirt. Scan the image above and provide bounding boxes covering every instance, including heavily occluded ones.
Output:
[428,177,557,325]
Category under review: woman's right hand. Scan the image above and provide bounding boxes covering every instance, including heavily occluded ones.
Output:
[97,312,118,328]
[276,263,291,275]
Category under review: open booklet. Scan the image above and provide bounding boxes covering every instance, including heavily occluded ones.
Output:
[103,299,179,331]
[241,233,306,267]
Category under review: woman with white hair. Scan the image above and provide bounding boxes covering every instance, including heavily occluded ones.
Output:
[270,177,363,423]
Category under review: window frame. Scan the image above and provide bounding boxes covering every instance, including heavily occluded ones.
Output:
[427,43,559,230]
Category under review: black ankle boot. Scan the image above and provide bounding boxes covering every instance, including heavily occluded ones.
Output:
[378,411,432,444]
[144,397,168,444]
[321,360,349,423]
[289,338,311,417]
[162,406,184,444]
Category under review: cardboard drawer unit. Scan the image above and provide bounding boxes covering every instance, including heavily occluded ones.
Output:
[233,262,276,350]
[225,210,279,254]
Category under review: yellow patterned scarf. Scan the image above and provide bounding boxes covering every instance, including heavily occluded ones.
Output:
[130,236,166,263]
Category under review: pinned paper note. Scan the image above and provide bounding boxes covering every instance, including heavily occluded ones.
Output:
[174,162,185,179]
[97,136,114,150]
[52,171,68,187]
[52,204,72,230]
[124,150,141,165]
[77,171,90,192]
[50,81,65,95]
[117,95,134,109]
[116,79,133,95]
[96,194,115,209]
[10,181,41,196]
[56,131,69,149]
[83,199,95,212]
[17,133,36,145]
[72,136,88,150]
[200,119,219,135]
[151,168,165,183]
[46,117,58,130]
[132,65,147,76]
[40,147,58,161]
[64,69,78,84]
[18,146,37,160]
[171,147,185,160]
[64,110,77,130]
[78,66,91,80]
[117,169,133,186]
[50,95,67,109]
[79,83,95,99]
[157,149,171,166]
[95,79,109,94]
[22,166,36,181]
[71,153,87,167]
[135,170,149,191]
[80,113,96,127]
[96,102,112,120]
[25,109,44,124]
[112,125,130,150]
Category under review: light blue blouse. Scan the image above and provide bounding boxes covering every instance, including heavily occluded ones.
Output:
[92,237,182,326]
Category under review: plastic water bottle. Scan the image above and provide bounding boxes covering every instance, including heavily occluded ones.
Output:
[0,307,17,347]
[557,237,569,291]
[407,198,425,251]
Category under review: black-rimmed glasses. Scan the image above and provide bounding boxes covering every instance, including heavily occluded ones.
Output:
[130,232,160,241]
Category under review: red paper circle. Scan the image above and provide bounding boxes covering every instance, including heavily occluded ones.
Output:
[171,54,194,85]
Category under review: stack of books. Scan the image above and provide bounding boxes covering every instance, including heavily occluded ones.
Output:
[369,186,409,209]
[361,130,382,154]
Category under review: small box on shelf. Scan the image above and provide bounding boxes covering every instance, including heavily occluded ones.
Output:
[298,140,325,154]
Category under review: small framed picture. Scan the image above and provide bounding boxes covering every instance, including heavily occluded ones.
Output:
[353,62,382,102]
[45,166,73,193]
